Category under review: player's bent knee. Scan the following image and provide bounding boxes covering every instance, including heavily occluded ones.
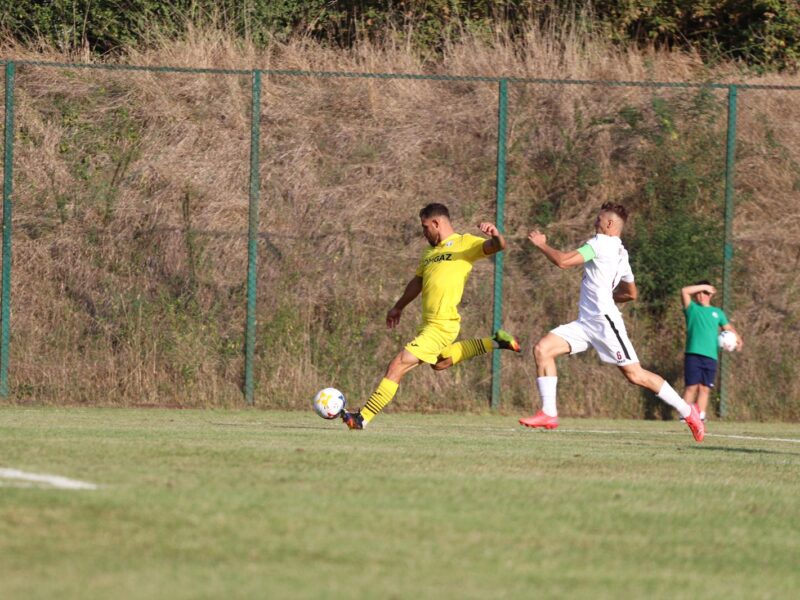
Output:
[621,367,645,386]
[386,356,411,380]
[533,341,550,362]
[625,373,642,386]
[432,357,453,371]
[386,349,424,381]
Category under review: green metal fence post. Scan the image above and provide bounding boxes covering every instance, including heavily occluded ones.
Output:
[244,70,262,404]
[1,62,15,398]
[719,85,738,418]
[490,78,508,409]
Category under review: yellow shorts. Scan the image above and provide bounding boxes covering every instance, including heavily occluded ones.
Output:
[405,321,460,364]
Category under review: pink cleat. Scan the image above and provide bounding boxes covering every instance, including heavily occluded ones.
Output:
[519,411,559,430]
[685,404,705,442]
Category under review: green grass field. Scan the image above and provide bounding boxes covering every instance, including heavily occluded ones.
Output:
[1,408,798,599]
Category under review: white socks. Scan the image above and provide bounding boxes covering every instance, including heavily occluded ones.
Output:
[536,377,690,419]
[657,381,692,418]
[537,376,558,417]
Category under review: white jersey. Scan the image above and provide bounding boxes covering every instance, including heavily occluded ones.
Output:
[577,234,634,320]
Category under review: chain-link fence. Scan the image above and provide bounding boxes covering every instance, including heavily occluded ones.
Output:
[2,59,799,418]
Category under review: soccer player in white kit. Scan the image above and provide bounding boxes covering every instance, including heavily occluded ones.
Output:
[519,203,705,442]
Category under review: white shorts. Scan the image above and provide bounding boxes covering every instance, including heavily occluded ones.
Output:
[551,315,639,366]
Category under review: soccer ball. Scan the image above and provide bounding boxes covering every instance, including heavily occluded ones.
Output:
[718,330,738,352]
[312,387,346,419]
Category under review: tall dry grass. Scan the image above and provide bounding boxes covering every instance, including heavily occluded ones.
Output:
[1,23,799,419]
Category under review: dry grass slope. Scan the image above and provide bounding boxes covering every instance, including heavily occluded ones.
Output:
[1,25,799,418]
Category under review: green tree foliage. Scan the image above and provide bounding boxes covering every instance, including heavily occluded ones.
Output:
[592,0,800,71]
[621,91,726,315]
[0,0,185,52]
[1,1,798,70]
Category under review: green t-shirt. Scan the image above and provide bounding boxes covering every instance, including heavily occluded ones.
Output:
[684,301,729,360]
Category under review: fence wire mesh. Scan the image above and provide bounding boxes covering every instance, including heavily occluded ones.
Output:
[1,59,799,419]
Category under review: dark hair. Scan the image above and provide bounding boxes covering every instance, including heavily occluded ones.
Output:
[600,202,628,223]
[419,203,450,220]
[694,279,712,286]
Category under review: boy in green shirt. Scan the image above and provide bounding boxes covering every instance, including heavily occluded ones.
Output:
[681,280,743,421]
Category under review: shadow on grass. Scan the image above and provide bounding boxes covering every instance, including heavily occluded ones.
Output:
[265,423,342,431]
[206,420,339,431]
[695,445,800,457]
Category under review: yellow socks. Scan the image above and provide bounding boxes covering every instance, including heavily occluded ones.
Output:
[361,378,399,424]
[440,338,493,366]
[361,338,494,425]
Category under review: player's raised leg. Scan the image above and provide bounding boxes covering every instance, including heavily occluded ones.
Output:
[618,363,704,442]
[519,332,572,429]
[432,329,521,371]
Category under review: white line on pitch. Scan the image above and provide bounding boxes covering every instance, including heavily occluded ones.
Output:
[705,433,800,444]
[389,423,800,445]
[0,468,98,490]
[546,428,800,444]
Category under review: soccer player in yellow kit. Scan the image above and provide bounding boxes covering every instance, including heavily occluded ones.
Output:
[341,203,521,429]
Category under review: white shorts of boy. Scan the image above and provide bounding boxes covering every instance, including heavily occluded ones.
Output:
[551,314,640,366]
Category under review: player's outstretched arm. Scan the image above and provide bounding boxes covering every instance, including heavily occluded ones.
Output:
[680,283,716,308]
[527,228,585,269]
[386,276,423,328]
[478,222,506,256]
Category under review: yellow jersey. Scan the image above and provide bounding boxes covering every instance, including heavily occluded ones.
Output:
[414,233,487,323]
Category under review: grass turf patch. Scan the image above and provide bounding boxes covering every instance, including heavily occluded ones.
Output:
[1,408,798,599]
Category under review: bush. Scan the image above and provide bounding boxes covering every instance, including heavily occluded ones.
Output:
[593,0,800,71]
[1,1,799,70]
[617,91,726,315]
